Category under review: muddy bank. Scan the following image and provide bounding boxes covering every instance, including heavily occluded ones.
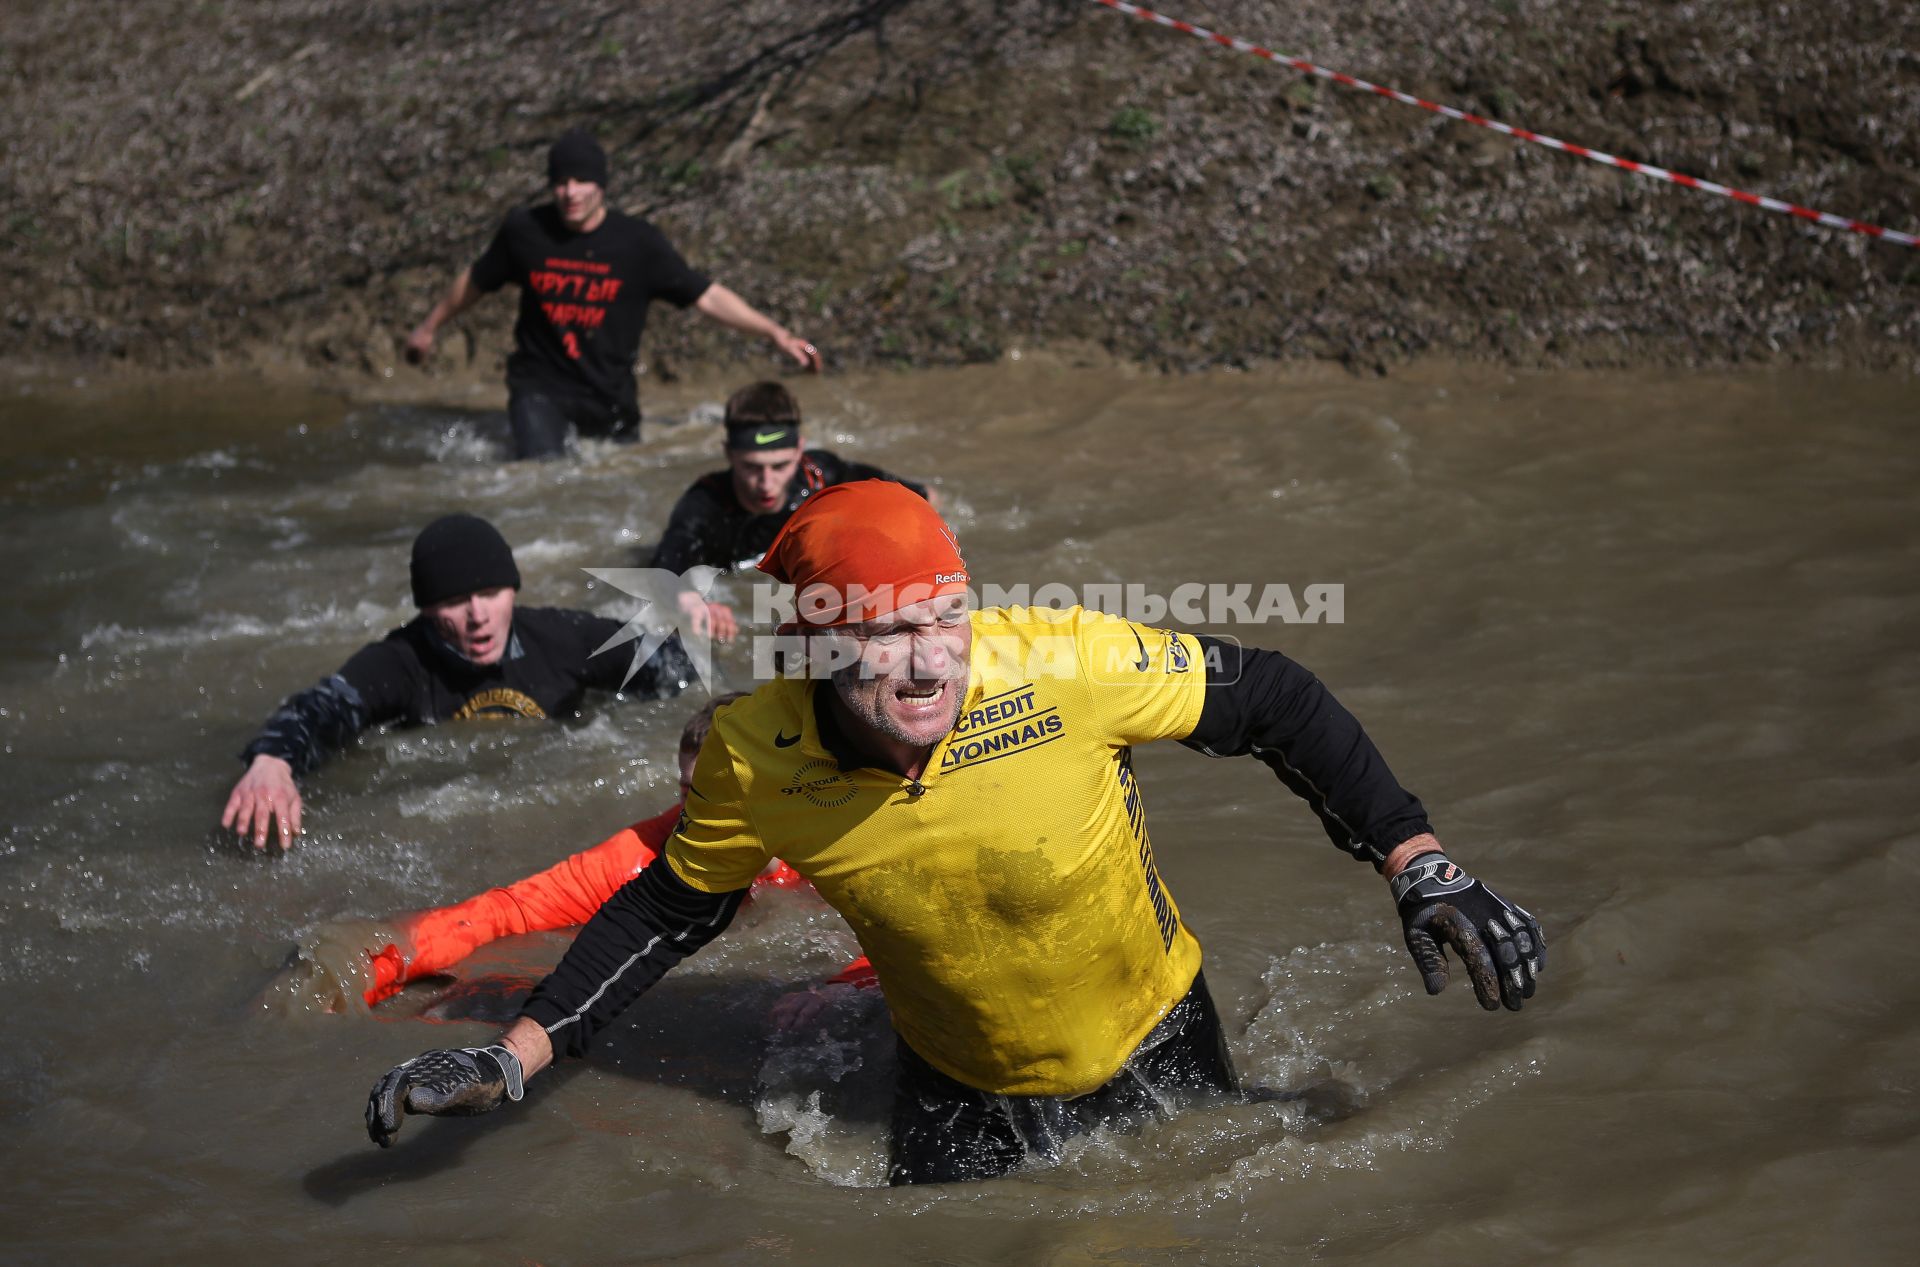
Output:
[4,0,1917,387]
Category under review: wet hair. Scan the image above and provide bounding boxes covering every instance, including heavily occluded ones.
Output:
[680,691,749,760]
[724,381,801,430]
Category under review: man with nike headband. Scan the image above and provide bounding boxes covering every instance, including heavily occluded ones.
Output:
[650,381,934,643]
[365,481,1545,1184]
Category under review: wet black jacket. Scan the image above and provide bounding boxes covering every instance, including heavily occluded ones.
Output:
[239,606,691,774]
[649,450,929,575]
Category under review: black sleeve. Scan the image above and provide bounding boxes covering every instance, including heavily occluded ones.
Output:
[629,632,695,697]
[566,610,694,698]
[237,641,419,774]
[635,220,711,308]
[1181,636,1433,869]
[521,860,746,1057]
[468,215,518,293]
[816,452,929,500]
[649,485,725,575]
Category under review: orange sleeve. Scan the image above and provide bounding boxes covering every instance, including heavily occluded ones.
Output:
[363,803,682,1006]
[744,863,872,988]
[752,859,809,890]
[824,955,878,991]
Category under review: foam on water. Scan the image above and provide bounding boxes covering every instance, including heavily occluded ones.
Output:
[753,989,895,1187]
[77,600,402,653]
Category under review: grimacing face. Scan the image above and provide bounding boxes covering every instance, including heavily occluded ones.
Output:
[827,593,972,751]
[425,586,516,664]
[728,443,803,514]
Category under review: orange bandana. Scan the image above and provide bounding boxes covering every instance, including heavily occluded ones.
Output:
[757,480,967,626]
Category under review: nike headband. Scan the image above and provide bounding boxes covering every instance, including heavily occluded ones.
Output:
[724,419,800,451]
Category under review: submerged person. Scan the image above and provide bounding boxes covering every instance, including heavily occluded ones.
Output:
[222,514,691,850]
[652,381,935,642]
[365,482,1544,1184]
[357,692,873,1008]
[403,128,821,459]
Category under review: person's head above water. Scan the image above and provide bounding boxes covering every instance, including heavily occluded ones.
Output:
[410,513,521,666]
[546,127,609,234]
[677,691,749,795]
[758,481,972,759]
[722,381,804,515]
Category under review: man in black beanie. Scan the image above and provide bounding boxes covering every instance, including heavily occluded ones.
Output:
[404,127,821,459]
[221,514,694,850]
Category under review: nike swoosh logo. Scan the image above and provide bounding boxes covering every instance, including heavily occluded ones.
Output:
[1130,626,1151,671]
[774,731,801,748]
[755,430,788,445]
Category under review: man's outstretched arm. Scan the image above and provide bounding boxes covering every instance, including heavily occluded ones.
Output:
[1181,636,1544,1011]
[361,807,678,1006]
[223,643,417,850]
[694,282,821,371]
[223,674,371,850]
[405,267,485,364]
[365,860,745,1147]
[1180,636,1434,867]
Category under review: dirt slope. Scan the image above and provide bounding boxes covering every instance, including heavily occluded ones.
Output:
[4,0,1916,384]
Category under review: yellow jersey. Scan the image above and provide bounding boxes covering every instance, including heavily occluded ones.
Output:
[667,606,1210,1096]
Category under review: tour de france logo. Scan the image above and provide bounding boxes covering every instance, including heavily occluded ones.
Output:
[781,758,858,808]
[451,688,549,721]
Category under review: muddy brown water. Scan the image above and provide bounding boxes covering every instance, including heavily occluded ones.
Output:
[0,361,1916,1264]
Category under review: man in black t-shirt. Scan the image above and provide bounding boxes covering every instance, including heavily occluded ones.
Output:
[651,381,934,641]
[220,514,693,850]
[404,129,820,459]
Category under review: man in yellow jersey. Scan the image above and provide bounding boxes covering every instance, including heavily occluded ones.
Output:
[365,482,1545,1183]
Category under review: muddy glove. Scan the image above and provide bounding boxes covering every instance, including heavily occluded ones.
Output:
[1390,853,1545,1012]
[365,1044,525,1148]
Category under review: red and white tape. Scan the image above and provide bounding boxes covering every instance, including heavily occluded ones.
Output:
[1090,0,1917,249]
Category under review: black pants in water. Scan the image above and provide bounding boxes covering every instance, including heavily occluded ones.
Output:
[887,971,1239,1185]
[508,388,640,460]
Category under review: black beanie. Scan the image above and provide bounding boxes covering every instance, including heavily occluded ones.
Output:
[410,514,522,608]
[547,128,609,186]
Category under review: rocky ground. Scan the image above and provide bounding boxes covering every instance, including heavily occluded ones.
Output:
[4,0,1917,388]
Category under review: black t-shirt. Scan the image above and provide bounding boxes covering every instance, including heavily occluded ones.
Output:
[241,606,692,773]
[649,450,931,575]
[470,206,711,413]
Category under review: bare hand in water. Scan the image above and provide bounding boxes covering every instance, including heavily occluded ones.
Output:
[770,983,857,1032]
[221,753,302,850]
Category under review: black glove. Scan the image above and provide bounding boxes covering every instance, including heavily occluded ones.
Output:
[365,1044,526,1148]
[1390,852,1544,1012]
